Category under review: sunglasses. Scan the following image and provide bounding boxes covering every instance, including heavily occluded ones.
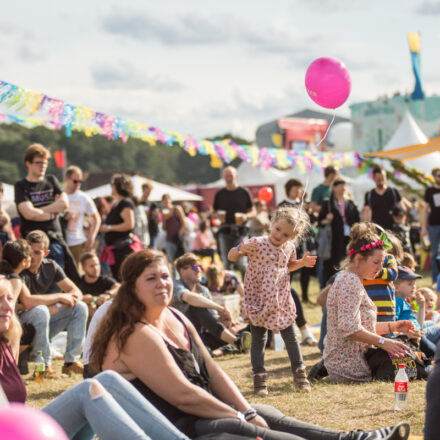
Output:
[191,265,203,272]
[73,179,83,184]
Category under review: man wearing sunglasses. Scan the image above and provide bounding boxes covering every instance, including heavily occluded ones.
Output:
[15,144,80,285]
[64,166,100,265]
[173,253,251,355]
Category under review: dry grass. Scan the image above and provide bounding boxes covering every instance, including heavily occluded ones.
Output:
[26,272,431,438]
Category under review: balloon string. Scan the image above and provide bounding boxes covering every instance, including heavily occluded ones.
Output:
[292,111,335,236]
[315,112,336,150]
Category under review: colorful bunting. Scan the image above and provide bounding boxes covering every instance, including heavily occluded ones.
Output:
[0,80,361,172]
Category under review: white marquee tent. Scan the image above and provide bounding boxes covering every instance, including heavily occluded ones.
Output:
[84,175,202,202]
[383,111,440,174]
[351,111,438,207]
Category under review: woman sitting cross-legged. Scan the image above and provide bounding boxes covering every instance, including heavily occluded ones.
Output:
[324,222,417,383]
[90,248,410,440]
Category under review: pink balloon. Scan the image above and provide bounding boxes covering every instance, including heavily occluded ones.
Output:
[305,57,351,109]
[0,404,68,440]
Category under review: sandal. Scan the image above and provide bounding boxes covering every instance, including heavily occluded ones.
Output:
[293,366,311,392]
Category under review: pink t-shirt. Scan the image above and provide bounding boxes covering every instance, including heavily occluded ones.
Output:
[242,236,297,332]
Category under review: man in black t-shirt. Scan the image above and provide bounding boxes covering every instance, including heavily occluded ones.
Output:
[213,166,254,274]
[18,230,88,378]
[78,251,119,318]
[423,167,440,282]
[362,166,403,230]
[14,143,80,284]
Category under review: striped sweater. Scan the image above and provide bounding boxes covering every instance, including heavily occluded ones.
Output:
[363,255,398,322]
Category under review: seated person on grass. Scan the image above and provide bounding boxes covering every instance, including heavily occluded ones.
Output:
[172,253,251,355]
[394,266,437,358]
[78,251,120,319]
[18,230,88,378]
[205,264,244,296]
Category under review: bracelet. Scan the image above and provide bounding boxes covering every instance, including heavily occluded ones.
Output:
[243,408,258,421]
[107,225,111,232]
[237,243,243,253]
[388,322,392,333]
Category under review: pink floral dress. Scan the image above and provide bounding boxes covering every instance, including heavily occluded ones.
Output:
[242,236,297,332]
[323,271,377,381]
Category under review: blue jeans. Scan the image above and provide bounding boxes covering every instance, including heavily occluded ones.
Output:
[424,321,440,344]
[49,240,66,269]
[43,370,189,440]
[19,302,88,365]
[428,225,440,282]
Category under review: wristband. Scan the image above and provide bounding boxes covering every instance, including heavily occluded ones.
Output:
[388,322,392,333]
[237,243,243,253]
[243,408,258,421]
[107,225,111,232]
[377,336,385,347]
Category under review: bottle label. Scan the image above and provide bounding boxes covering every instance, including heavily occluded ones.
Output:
[395,381,408,393]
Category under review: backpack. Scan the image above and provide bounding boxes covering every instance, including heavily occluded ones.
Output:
[364,335,429,381]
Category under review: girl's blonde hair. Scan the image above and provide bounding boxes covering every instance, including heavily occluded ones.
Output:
[401,252,417,270]
[205,265,225,291]
[385,230,404,265]
[418,287,437,304]
[271,206,310,242]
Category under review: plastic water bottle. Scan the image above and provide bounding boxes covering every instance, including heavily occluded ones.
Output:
[34,351,45,384]
[394,363,408,411]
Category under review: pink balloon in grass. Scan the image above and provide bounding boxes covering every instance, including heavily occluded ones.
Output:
[305,57,351,109]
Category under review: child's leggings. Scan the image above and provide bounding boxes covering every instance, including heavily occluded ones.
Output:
[250,324,303,374]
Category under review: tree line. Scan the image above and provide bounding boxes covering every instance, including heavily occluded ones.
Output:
[0,124,246,185]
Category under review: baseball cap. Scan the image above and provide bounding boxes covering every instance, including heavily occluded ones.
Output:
[397,266,422,281]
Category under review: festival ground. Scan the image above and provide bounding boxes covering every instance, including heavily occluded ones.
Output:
[24,274,433,439]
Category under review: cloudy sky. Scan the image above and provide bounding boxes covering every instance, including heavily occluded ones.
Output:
[1,0,440,140]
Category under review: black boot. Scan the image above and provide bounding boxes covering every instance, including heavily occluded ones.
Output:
[345,422,410,440]
[307,358,328,382]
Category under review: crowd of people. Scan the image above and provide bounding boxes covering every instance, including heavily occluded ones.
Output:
[0,142,439,438]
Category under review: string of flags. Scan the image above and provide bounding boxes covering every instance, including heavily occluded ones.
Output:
[0,80,360,171]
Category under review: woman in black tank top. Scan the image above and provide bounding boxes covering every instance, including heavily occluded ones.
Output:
[89,249,410,440]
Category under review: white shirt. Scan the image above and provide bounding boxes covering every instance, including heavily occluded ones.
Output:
[66,190,98,247]
[83,299,113,365]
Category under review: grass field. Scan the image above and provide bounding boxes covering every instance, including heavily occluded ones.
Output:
[25,273,433,438]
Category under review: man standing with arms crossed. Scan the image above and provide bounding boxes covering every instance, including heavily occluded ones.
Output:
[14,143,80,283]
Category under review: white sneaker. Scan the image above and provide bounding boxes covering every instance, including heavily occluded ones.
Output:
[301,335,318,346]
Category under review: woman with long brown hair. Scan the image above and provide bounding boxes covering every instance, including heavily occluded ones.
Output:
[90,248,409,440]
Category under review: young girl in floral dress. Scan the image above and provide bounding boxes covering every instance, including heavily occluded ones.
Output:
[228,206,316,395]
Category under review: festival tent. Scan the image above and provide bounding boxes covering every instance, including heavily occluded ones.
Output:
[0,182,14,203]
[84,175,202,202]
[352,112,439,204]
[365,111,440,174]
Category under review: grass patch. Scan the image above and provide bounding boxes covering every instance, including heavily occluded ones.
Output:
[26,272,431,437]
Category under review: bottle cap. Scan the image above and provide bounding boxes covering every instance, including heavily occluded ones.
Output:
[399,364,405,368]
